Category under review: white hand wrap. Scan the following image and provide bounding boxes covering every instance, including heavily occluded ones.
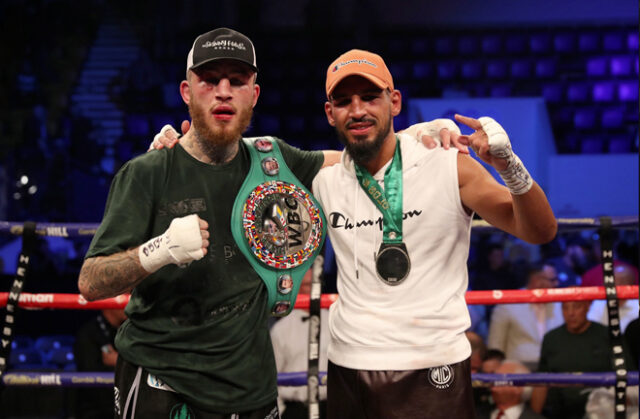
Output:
[138,214,205,273]
[148,124,177,151]
[478,117,533,195]
[403,118,461,145]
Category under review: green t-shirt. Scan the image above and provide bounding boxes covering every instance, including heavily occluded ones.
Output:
[538,322,627,419]
[86,138,323,413]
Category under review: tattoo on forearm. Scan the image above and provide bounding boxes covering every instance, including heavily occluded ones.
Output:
[79,248,148,300]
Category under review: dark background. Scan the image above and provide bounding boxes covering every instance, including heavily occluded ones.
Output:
[0,0,637,392]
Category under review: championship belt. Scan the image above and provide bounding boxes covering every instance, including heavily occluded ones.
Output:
[231,137,326,316]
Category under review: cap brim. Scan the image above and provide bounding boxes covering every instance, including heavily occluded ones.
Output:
[327,72,388,97]
[189,57,259,73]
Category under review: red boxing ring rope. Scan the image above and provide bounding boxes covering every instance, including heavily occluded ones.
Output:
[1,285,637,310]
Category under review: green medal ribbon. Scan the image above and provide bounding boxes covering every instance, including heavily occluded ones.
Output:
[354,137,404,244]
[354,137,410,285]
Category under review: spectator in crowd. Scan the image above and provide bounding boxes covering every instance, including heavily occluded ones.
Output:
[581,259,638,288]
[488,263,563,370]
[625,317,639,370]
[467,331,488,374]
[467,302,490,341]
[586,263,639,332]
[584,385,639,419]
[490,360,545,419]
[270,269,329,418]
[531,300,633,419]
[546,236,593,287]
[74,308,127,419]
[482,349,506,374]
[472,243,518,292]
[471,343,504,419]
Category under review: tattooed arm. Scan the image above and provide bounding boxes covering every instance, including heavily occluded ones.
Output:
[78,214,209,301]
[78,249,149,301]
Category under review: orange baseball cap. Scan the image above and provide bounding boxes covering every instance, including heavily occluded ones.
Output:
[325,49,394,98]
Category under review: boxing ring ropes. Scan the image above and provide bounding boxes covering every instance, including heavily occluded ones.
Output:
[0,216,638,417]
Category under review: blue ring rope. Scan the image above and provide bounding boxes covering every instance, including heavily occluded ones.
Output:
[2,371,638,388]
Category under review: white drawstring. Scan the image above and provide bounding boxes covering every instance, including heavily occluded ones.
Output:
[353,179,359,280]
[123,366,142,419]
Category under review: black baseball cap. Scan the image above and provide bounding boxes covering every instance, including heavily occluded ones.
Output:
[186,27,258,75]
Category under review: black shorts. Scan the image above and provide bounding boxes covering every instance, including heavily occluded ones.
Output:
[114,356,280,419]
[327,358,475,419]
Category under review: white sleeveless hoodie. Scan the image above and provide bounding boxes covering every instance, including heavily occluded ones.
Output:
[312,134,473,370]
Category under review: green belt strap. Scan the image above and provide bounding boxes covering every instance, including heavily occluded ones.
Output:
[231,137,326,316]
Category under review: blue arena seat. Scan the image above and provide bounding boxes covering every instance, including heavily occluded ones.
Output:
[610,56,633,76]
[535,59,557,78]
[11,336,35,350]
[529,33,552,53]
[162,82,182,108]
[284,116,305,134]
[413,62,433,80]
[486,60,507,79]
[125,114,150,137]
[561,132,582,153]
[255,114,280,133]
[481,35,502,54]
[600,107,625,129]
[260,91,283,107]
[48,346,75,368]
[554,33,576,52]
[550,106,574,125]
[542,83,564,102]
[458,36,478,55]
[9,348,44,369]
[618,80,639,102]
[603,32,625,52]
[437,61,458,80]
[586,57,608,77]
[387,38,409,56]
[609,134,634,153]
[461,62,483,79]
[470,85,489,97]
[627,31,639,51]
[592,82,616,102]
[150,114,175,135]
[580,136,606,154]
[578,32,600,52]
[388,63,410,82]
[411,38,430,55]
[490,84,512,97]
[34,335,75,354]
[313,115,330,133]
[510,59,532,78]
[505,35,527,54]
[435,37,456,55]
[573,108,597,129]
[567,83,590,102]
[288,88,308,106]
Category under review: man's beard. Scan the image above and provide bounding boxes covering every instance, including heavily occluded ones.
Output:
[188,95,253,164]
[335,116,391,167]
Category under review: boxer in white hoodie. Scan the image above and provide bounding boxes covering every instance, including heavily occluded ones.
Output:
[312,49,557,419]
